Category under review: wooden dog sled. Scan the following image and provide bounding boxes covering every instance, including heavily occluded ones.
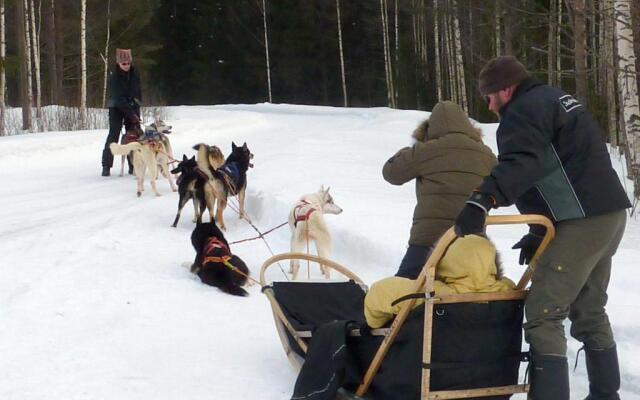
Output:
[260,215,555,399]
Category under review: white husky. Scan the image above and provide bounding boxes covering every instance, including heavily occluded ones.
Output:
[288,186,343,279]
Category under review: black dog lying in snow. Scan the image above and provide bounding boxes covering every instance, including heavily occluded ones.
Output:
[190,222,250,297]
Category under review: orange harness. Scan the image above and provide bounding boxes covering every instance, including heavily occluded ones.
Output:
[202,237,232,265]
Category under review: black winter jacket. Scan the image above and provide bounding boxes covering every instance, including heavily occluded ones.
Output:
[478,79,630,228]
[106,65,142,111]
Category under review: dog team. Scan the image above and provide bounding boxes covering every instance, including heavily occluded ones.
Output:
[106,116,344,297]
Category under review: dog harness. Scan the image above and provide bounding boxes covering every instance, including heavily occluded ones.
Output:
[202,236,232,265]
[219,162,241,195]
[293,200,316,227]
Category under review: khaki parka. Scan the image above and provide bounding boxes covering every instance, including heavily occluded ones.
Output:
[382,101,497,247]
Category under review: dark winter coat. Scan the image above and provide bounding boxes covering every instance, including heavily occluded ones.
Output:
[106,65,142,112]
[477,78,631,232]
[383,101,498,247]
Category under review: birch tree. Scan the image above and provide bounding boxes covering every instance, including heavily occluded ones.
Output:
[452,0,466,110]
[101,0,111,108]
[0,0,5,136]
[80,0,87,127]
[262,0,272,103]
[380,0,395,108]
[336,0,347,107]
[614,0,640,198]
[433,0,442,100]
[45,0,58,104]
[29,0,42,124]
[18,0,33,131]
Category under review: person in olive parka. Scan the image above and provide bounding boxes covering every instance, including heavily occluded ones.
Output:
[101,48,143,177]
[382,101,497,279]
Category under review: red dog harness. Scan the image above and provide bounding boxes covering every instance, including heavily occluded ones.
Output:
[202,237,232,265]
[293,200,316,227]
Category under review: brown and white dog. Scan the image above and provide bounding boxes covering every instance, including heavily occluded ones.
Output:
[109,127,177,197]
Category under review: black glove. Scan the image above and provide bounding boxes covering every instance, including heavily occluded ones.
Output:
[511,232,544,265]
[454,203,486,236]
[454,191,495,237]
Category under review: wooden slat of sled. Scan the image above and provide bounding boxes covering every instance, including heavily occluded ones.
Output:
[427,384,530,399]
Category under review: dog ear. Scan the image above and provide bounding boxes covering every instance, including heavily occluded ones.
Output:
[319,185,325,193]
[190,155,196,161]
[232,142,237,150]
[183,154,188,161]
[242,142,247,149]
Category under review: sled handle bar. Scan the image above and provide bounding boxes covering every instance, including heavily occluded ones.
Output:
[259,253,365,286]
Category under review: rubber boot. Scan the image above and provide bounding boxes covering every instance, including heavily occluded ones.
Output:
[584,345,620,400]
[528,354,570,400]
[101,166,110,177]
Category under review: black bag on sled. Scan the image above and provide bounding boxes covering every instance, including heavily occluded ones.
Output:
[271,281,525,400]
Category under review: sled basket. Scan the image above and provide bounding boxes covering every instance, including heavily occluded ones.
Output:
[260,215,555,399]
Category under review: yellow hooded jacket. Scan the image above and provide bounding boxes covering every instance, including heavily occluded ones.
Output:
[364,235,515,328]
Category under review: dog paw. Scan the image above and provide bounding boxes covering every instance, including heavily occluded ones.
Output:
[137,191,142,197]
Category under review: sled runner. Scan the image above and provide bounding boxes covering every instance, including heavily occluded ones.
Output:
[260,215,555,400]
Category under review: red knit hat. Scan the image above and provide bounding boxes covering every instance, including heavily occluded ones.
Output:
[116,48,132,64]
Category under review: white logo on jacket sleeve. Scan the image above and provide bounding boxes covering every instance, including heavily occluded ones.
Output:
[559,94,582,112]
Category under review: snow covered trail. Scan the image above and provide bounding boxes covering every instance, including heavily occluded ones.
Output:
[0,104,638,399]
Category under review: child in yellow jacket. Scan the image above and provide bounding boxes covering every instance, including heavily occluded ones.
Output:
[364,234,515,328]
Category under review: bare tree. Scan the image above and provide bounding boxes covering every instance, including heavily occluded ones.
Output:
[601,0,618,145]
[434,0,442,100]
[262,0,272,103]
[548,0,558,85]
[380,0,396,108]
[568,0,588,105]
[452,0,466,110]
[80,0,87,127]
[614,0,640,198]
[494,0,501,57]
[18,0,33,131]
[0,0,5,136]
[101,0,111,108]
[45,0,58,104]
[336,0,347,107]
[29,0,42,125]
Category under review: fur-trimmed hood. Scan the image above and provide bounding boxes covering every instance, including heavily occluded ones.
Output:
[413,101,482,142]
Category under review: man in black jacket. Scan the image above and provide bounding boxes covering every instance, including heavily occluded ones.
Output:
[101,48,142,177]
[454,56,630,400]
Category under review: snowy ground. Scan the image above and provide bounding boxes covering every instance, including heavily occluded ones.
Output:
[0,104,638,399]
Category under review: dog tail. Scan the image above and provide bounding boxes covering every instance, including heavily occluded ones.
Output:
[110,142,141,156]
[220,283,249,297]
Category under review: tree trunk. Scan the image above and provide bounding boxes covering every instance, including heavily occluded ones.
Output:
[18,0,33,131]
[452,0,466,111]
[101,0,111,108]
[614,0,640,198]
[548,0,557,85]
[80,0,87,127]
[29,0,42,126]
[557,0,563,85]
[433,0,442,101]
[494,0,501,56]
[394,0,399,106]
[336,0,347,107]
[503,2,513,55]
[603,0,618,145]
[45,0,58,104]
[570,0,588,105]
[261,0,272,103]
[0,0,5,136]
[55,0,63,104]
[631,0,640,93]
[380,0,393,108]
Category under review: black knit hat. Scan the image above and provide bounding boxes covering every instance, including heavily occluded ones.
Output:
[478,56,530,95]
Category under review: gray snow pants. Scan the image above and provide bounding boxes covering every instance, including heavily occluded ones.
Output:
[524,209,627,356]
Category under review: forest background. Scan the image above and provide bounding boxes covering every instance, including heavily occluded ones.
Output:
[1,0,640,199]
